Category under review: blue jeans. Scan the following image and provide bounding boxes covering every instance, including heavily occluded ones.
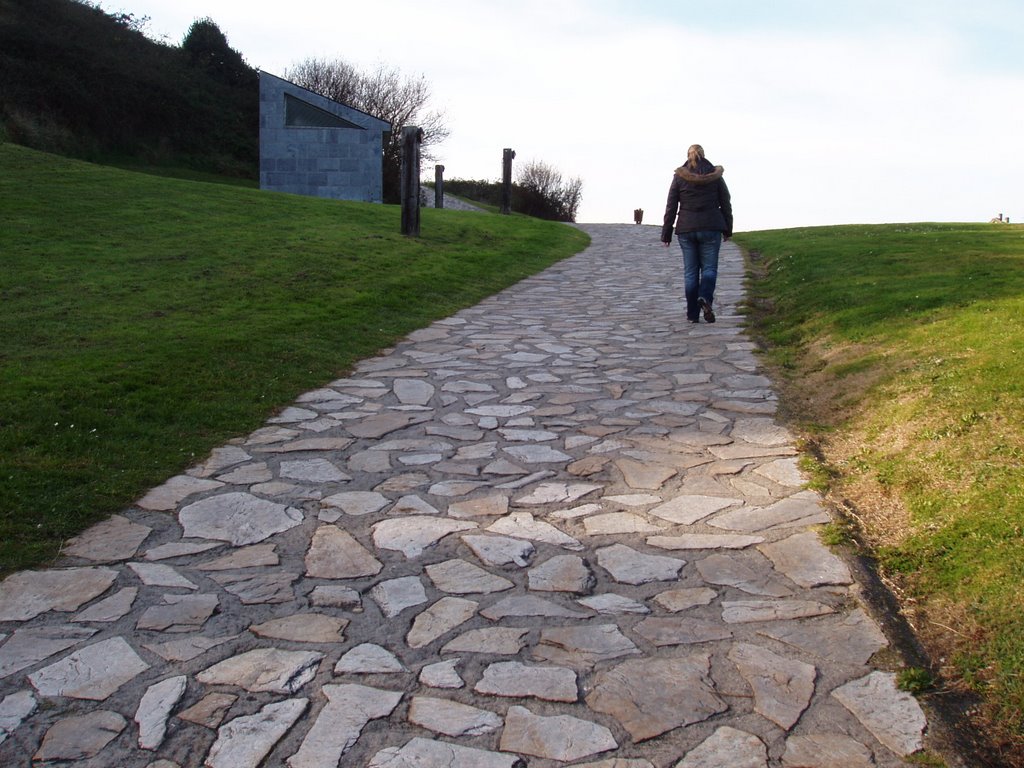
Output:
[677,231,721,321]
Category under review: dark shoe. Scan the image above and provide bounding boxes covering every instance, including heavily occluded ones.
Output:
[698,297,716,323]
[688,317,699,324]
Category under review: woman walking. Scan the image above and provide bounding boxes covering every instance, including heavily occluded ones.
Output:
[661,144,733,323]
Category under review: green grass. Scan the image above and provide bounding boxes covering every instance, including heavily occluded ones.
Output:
[0,143,589,574]
[736,223,1024,750]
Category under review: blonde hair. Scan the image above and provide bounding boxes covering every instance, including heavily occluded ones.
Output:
[686,144,705,169]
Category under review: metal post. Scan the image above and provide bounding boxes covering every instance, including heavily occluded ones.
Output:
[400,126,423,236]
[500,148,515,215]
[434,164,445,209]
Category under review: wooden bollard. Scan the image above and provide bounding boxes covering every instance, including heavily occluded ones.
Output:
[400,126,423,236]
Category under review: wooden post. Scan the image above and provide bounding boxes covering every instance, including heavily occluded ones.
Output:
[500,148,515,215]
[434,164,445,209]
[400,126,424,236]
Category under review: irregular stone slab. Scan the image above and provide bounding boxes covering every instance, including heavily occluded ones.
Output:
[462,534,536,567]
[614,458,677,490]
[207,698,307,768]
[482,595,590,620]
[261,436,353,453]
[633,616,732,647]
[500,705,617,762]
[722,600,835,623]
[759,532,853,588]
[709,491,829,533]
[648,533,764,550]
[550,502,603,520]
[144,541,221,561]
[467,404,536,417]
[346,411,430,438]
[408,695,503,736]
[197,648,323,694]
[407,596,479,648]
[195,543,278,571]
[583,512,663,535]
[179,492,302,545]
[137,474,223,511]
[29,636,149,699]
[782,734,874,767]
[441,627,530,655]
[61,514,151,562]
[0,567,118,621]
[135,675,186,749]
[373,472,431,494]
[649,495,741,525]
[268,406,319,422]
[0,624,97,678]
[652,587,717,612]
[0,690,37,745]
[136,593,219,632]
[831,671,926,756]
[574,760,654,768]
[251,613,348,642]
[677,726,768,768]
[142,634,237,662]
[306,525,382,578]
[754,457,805,487]
[504,445,573,464]
[287,685,402,768]
[368,737,525,768]
[710,443,798,460]
[128,562,198,590]
[429,479,488,496]
[596,543,685,585]
[322,491,390,516]
[335,643,405,674]
[696,553,793,597]
[394,378,435,405]
[419,659,464,689]
[729,643,816,730]
[515,481,601,505]
[731,418,792,446]
[533,624,640,667]
[372,517,476,558]
[217,461,274,485]
[448,494,509,518]
[209,570,298,604]
[568,455,611,476]
[279,458,350,483]
[390,495,441,515]
[500,427,558,442]
[310,585,362,609]
[577,593,650,614]
[33,710,127,762]
[486,512,582,550]
[587,655,727,741]
[526,554,595,594]
[759,609,888,667]
[177,692,237,728]
[370,576,428,617]
[604,493,662,507]
[474,661,578,702]
[426,559,514,594]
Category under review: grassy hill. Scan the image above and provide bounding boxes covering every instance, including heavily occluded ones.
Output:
[0,142,589,574]
[736,223,1024,763]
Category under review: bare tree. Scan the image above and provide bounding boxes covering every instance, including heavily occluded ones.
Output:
[286,57,449,202]
[516,159,583,222]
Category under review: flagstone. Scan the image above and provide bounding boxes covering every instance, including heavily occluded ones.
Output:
[426,558,514,594]
[209,570,298,604]
[515,481,602,505]
[549,502,603,519]
[709,491,829,532]
[372,517,476,558]
[0,690,37,745]
[368,737,523,768]
[577,593,650,614]
[408,695,503,736]
[633,616,732,647]
[394,378,435,405]
[504,444,573,463]
[648,533,764,550]
[179,492,302,545]
[309,585,362,609]
[0,624,97,679]
[0,567,118,621]
[651,587,718,612]
[722,600,835,623]
[390,494,441,515]
[177,692,237,728]
[429,479,488,496]
[567,455,611,476]
[485,512,582,550]
[649,495,742,525]
[61,514,151,562]
[279,458,350,483]
[215,460,274,484]
[462,534,536,567]
[500,705,617,762]
[583,512,664,535]
[128,562,198,590]
[144,541,221,561]
[758,609,888,666]
[613,458,677,490]
[29,636,149,699]
[603,493,662,506]
[370,576,428,617]
[696,553,793,597]
[782,734,874,768]
[832,671,926,755]
[259,436,354,453]
[575,760,654,768]
[33,710,127,762]
[375,472,431,493]
[135,675,186,750]
[709,443,798,460]
[441,627,530,655]
[251,613,348,642]
[482,595,590,620]
[136,593,218,632]
[306,525,382,578]
[596,544,685,585]
[533,624,640,667]
[759,532,853,588]
[346,412,430,438]
[587,654,727,741]
[527,554,595,593]
[137,474,223,511]
[207,698,308,768]
[194,543,278,571]
[677,726,768,768]
[405,598,477,647]
[322,490,390,516]
[141,634,237,662]
[474,660,578,702]
[335,643,406,673]
[754,457,805,487]
[729,643,817,729]
[197,648,323,694]
[466,404,536,417]
[447,494,509,518]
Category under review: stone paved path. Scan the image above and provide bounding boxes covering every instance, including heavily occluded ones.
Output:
[0,224,930,767]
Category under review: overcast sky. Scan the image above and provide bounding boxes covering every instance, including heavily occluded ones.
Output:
[122,0,1023,230]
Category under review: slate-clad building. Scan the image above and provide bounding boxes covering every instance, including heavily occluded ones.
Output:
[259,71,390,202]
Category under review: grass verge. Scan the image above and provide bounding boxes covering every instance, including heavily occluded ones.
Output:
[735,223,1024,763]
[0,143,589,574]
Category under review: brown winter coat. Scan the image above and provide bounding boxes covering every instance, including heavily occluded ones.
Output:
[661,160,733,241]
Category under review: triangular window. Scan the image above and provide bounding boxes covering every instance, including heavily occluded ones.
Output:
[285,93,364,129]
